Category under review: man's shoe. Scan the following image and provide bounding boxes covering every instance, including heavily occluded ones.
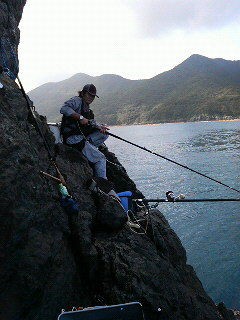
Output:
[87,179,99,193]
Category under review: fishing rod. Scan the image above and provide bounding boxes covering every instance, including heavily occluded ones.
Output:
[107,132,240,194]
[133,191,240,204]
[16,75,55,161]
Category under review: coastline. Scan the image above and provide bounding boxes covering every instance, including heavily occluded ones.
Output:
[110,118,240,128]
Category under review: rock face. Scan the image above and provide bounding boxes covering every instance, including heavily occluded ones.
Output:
[0,1,236,320]
[0,0,26,77]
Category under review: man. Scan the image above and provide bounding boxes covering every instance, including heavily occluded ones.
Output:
[60,84,140,229]
[60,84,109,179]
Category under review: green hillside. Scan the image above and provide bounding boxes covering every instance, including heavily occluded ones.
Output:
[29,54,240,125]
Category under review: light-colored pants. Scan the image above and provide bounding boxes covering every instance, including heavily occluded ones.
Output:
[83,131,108,179]
[67,131,108,179]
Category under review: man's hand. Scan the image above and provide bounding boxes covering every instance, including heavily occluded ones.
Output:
[99,125,110,134]
[79,117,89,125]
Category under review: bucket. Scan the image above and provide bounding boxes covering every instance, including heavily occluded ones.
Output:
[117,191,133,212]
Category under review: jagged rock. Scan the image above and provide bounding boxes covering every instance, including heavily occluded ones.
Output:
[217,303,235,320]
[96,192,128,231]
[0,2,236,320]
[0,0,26,77]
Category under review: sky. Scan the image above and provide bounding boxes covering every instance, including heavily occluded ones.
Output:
[18,0,240,91]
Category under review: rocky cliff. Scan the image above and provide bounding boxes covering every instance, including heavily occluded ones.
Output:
[0,0,26,78]
[0,1,236,320]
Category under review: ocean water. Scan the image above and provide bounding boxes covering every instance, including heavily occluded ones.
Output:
[106,121,240,309]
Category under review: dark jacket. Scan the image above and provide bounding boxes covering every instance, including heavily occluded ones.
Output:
[60,96,99,142]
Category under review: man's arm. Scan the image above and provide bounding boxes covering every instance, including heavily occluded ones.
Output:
[60,97,78,116]
[60,97,88,125]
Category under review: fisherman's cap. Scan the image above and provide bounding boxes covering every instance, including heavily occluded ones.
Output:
[82,84,99,98]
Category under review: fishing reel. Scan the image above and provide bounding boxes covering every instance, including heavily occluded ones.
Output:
[166,191,185,202]
[0,81,5,96]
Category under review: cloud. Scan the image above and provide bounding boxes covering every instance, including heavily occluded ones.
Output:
[124,0,240,37]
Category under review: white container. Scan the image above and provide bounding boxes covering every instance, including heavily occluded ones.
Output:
[48,122,62,144]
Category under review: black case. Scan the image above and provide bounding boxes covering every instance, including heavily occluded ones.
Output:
[58,302,145,320]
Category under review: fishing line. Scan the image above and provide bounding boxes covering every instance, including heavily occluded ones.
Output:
[107,132,240,194]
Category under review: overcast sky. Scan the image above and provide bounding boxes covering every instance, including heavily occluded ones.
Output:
[18,0,240,91]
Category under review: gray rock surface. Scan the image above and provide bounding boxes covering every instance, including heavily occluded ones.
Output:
[0,0,26,77]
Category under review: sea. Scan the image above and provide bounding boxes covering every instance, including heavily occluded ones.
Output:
[106,120,240,309]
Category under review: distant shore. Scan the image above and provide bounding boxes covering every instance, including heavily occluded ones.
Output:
[110,118,240,128]
[207,118,240,122]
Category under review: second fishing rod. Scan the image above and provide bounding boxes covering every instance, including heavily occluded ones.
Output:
[106,131,240,194]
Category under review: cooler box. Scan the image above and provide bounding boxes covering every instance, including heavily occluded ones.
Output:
[117,191,133,212]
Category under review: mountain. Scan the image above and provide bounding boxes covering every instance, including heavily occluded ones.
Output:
[29,54,240,124]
